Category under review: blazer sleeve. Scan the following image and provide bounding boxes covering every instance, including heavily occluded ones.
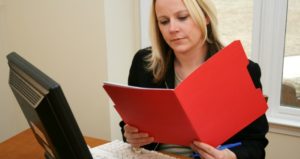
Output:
[230,61,269,159]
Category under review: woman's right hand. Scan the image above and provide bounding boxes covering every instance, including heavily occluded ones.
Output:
[124,124,154,148]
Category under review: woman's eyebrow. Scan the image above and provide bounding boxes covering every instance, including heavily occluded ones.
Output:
[157,10,189,19]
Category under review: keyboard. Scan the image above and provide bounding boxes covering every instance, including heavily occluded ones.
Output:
[90,140,178,159]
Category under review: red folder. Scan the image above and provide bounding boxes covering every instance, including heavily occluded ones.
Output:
[103,40,268,147]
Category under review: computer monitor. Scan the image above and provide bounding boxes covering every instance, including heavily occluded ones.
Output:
[7,52,93,159]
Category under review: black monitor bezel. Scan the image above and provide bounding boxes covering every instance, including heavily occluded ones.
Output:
[7,52,93,159]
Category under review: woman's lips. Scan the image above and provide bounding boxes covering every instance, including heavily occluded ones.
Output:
[171,37,185,43]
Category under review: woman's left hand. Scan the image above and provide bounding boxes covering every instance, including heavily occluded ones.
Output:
[191,141,237,159]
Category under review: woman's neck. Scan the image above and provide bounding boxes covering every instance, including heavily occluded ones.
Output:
[174,44,208,80]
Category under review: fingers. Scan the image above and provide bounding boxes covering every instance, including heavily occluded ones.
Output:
[127,137,154,147]
[124,124,154,148]
[191,142,215,159]
[194,141,219,155]
[191,141,237,159]
[191,141,225,159]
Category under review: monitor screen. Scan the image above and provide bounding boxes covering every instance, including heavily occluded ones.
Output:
[7,52,93,159]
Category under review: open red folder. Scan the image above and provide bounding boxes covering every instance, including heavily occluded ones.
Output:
[103,40,268,147]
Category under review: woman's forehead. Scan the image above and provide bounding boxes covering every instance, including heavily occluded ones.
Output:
[155,0,188,16]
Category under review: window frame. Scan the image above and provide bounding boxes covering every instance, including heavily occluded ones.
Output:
[254,0,300,128]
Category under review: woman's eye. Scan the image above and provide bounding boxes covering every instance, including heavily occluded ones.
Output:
[178,16,188,21]
[159,20,169,25]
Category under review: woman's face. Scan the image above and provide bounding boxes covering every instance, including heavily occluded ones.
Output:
[155,0,206,54]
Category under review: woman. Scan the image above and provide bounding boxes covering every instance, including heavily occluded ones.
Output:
[120,0,269,158]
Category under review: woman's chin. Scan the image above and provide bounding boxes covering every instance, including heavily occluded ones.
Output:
[172,47,190,54]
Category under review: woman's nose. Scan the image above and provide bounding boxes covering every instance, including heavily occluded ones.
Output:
[169,19,179,33]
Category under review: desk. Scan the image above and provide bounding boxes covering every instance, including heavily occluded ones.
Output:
[0,129,107,159]
[0,129,190,159]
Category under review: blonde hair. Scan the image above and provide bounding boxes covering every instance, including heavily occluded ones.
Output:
[147,0,223,83]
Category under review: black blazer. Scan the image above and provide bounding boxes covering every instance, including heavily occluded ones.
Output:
[120,48,269,159]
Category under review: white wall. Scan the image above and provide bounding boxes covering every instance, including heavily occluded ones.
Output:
[1,0,113,142]
[266,124,300,159]
[0,0,31,141]
[0,0,140,143]
[103,0,140,140]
